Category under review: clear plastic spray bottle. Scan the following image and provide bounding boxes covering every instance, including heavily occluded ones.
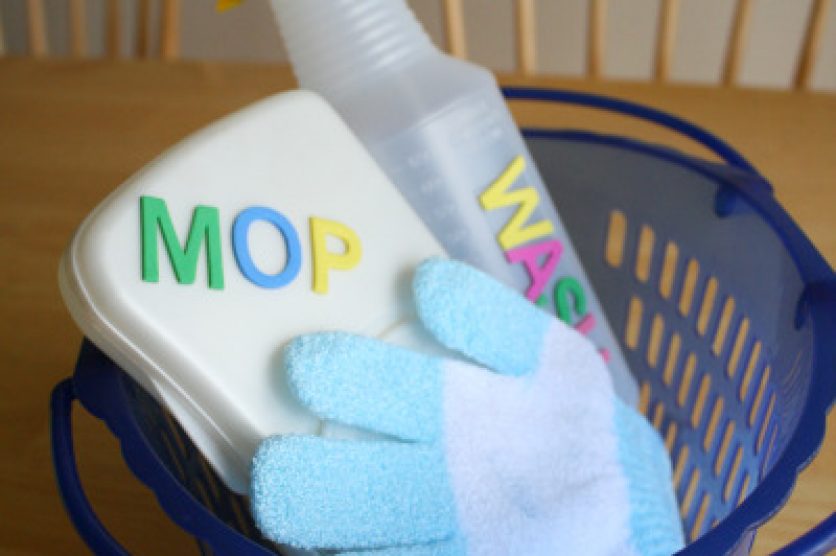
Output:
[269,0,635,402]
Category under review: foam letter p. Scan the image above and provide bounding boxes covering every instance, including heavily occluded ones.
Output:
[310,217,362,294]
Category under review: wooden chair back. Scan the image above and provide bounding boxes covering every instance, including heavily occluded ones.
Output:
[442,0,832,91]
[2,0,180,59]
[3,0,830,90]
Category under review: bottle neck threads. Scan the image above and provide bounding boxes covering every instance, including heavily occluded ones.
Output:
[270,0,437,103]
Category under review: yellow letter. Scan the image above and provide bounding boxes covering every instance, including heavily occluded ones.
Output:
[309,217,362,294]
[479,156,554,250]
[216,0,243,12]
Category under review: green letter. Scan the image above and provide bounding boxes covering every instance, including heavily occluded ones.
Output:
[140,196,224,289]
[554,276,586,325]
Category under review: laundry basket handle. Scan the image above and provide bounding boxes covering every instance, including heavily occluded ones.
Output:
[773,513,836,556]
[50,378,130,556]
[502,87,760,177]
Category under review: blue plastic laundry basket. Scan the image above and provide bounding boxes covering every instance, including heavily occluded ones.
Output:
[50,88,835,555]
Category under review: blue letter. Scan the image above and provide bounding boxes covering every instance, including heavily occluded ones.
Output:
[232,207,301,288]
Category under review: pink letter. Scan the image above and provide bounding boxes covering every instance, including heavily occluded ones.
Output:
[599,348,612,363]
[573,313,596,336]
[506,239,563,302]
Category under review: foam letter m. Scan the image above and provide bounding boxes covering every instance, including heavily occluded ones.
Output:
[140,196,224,290]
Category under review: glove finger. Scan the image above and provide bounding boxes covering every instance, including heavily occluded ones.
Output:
[285,332,444,442]
[413,258,553,376]
[335,536,467,556]
[251,436,457,551]
[614,398,685,555]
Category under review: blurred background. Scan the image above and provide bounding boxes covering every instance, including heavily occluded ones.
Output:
[1,0,834,91]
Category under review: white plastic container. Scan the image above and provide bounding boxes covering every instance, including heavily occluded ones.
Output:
[59,91,446,494]
[269,0,635,402]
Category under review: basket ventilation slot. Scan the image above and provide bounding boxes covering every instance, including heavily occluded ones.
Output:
[603,210,783,543]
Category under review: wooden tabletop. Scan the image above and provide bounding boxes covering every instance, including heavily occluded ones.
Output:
[0,58,832,555]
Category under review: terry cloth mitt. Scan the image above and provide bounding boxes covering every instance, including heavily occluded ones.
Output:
[251,258,685,556]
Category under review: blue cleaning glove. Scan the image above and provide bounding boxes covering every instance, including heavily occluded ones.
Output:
[251,258,684,556]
